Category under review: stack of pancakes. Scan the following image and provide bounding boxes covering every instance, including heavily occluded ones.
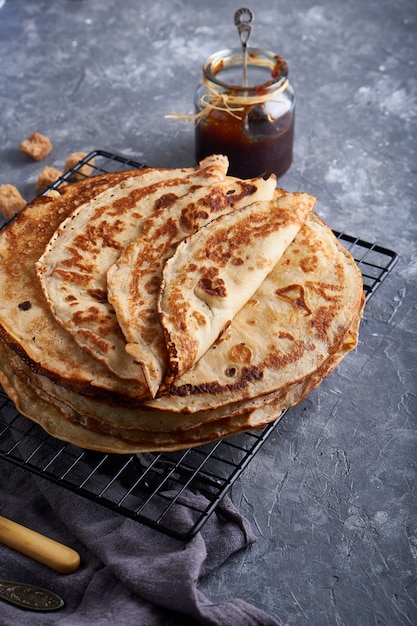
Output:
[0,155,365,453]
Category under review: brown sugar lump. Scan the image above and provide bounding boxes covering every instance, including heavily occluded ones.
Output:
[35,166,63,193]
[65,152,95,179]
[19,132,53,161]
[0,184,26,220]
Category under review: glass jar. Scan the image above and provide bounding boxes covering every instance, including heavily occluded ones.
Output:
[194,47,295,180]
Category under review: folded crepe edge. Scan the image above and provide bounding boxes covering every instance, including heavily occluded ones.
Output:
[157,190,317,392]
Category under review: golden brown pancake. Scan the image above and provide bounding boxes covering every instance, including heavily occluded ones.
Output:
[0,171,148,400]
[158,190,316,388]
[107,174,278,396]
[0,158,365,453]
[0,311,361,453]
[36,156,229,383]
[147,213,364,413]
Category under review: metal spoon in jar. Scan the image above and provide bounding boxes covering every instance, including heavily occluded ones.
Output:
[234,7,254,87]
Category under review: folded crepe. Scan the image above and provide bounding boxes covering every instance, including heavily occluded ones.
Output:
[158,190,316,388]
[107,175,278,397]
[35,155,230,384]
[0,157,365,454]
[0,206,364,454]
[0,171,148,400]
[150,213,364,414]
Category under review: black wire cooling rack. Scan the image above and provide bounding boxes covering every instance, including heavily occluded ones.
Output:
[0,150,399,540]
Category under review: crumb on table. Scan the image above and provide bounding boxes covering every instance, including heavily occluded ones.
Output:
[0,184,27,220]
[35,166,63,193]
[19,132,53,161]
[65,151,95,179]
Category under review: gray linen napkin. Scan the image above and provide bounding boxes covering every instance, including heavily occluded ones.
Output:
[0,461,280,625]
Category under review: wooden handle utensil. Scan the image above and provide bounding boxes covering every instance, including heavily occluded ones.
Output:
[0,515,80,573]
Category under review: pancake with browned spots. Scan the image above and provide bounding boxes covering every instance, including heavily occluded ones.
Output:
[0,306,361,453]
[0,171,149,400]
[107,174,277,396]
[147,212,364,414]
[35,155,229,384]
[157,190,316,388]
[0,158,364,453]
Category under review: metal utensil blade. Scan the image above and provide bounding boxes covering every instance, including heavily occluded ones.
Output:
[0,580,64,611]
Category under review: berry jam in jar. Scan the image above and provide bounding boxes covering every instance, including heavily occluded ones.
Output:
[194,47,295,180]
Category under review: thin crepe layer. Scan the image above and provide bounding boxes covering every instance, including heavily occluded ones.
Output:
[147,213,365,413]
[0,171,148,400]
[0,311,361,453]
[36,156,229,382]
[107,175,278,396]
[0,210,364,453]
[0,159,365,454]
[158,190,316,387]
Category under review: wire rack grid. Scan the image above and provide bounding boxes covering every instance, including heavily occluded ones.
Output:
[0,150,399,540]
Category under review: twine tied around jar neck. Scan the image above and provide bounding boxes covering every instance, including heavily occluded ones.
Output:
[166,51,290,125]
[194,76,290,122]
